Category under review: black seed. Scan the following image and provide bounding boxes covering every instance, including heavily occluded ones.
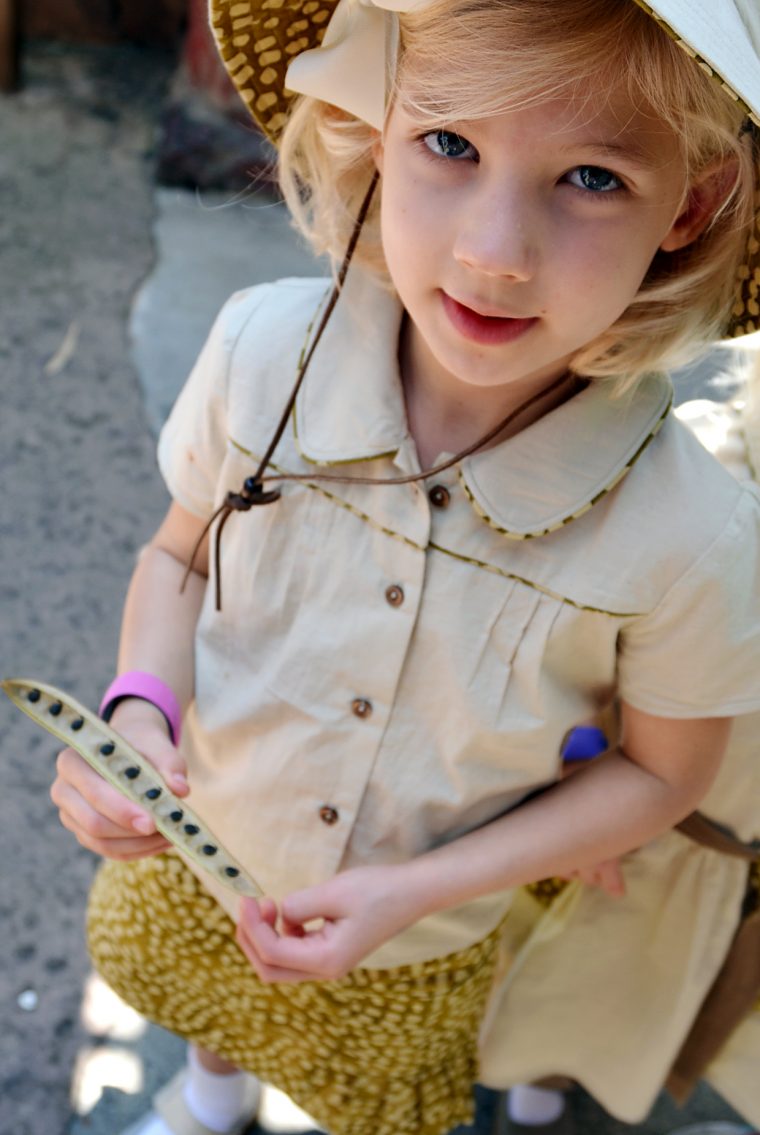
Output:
[184,823,199,835]
[49,701,63,716]
[224,867,240,878]
[145,788,161,800]
[170,810,183,822]
[202,844,217,856]
[100,742,115,755]
[28,689,41,703]
[124,767,140,779]
[71,717,84,731]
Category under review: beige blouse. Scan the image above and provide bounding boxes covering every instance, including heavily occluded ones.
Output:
[157,270,760,969]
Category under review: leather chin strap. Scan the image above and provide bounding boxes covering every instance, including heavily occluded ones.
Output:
[180,170,381,609]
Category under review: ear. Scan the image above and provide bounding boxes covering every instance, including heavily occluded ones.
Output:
[371,128,384,175]
[660,159,738,252]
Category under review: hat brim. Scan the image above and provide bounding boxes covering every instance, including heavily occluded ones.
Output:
[211,0,340,141]
[210,0,760,337]
[633,0,760,127]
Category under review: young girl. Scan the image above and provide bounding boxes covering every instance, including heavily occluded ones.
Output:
[49,1,760,1134]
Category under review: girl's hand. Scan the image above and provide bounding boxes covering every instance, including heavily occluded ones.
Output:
[559,856,626,896]
[50,697,189,860]
[236,864,418,983]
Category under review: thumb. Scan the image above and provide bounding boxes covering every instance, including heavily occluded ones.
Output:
[149,732,190,797]
[117,719,190,797]
[281,881,342,929]
[597,858,626,897]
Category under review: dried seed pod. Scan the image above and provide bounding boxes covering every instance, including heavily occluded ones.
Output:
[2,677,262,899]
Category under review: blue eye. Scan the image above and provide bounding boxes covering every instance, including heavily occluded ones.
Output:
[567,166,622,193]
[423,130,478,161]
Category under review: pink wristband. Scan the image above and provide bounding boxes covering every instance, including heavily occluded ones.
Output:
[99,671,183,746]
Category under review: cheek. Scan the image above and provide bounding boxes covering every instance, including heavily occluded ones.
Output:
[561,227,659,316]
[379,177,433,278]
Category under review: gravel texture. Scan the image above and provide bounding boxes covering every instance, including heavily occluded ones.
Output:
[0,42,173,1135]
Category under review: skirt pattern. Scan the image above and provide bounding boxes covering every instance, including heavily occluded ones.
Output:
[87,852,502,1135]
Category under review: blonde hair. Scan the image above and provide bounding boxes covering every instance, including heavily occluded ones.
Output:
[278,0,758,387]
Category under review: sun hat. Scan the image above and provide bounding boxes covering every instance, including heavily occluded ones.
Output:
[210,0,760,338]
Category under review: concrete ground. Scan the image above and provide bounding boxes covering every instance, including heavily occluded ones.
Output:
[0,39,753,1135]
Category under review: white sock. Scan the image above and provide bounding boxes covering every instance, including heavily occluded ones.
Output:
[182,1047,250,1133]
[131,1118,173,1135]
[508,1084,566,1126]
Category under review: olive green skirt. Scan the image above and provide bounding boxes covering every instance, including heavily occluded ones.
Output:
[87,853,502,1135]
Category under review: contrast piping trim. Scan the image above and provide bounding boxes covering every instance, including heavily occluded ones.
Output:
[427,542,643,617]
[459,393,672,540]
[631,0,760,127]
[227,438,644,617]
[290,282,403,469]
[229,437,424,552]
[293,423,400,469]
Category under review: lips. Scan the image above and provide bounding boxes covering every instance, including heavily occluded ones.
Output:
[441,292,538,346]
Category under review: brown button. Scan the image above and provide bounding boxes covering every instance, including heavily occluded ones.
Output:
[319,805,339,825]
[351,697,373,719]
[385,584,404,607]
[428,484,451,509]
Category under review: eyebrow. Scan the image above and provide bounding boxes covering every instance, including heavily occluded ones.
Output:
[559,138,665,170]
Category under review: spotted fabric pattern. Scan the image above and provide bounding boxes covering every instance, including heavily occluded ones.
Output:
[210,0,339,140]
[524,877,570,909]
[87,853,502,1135]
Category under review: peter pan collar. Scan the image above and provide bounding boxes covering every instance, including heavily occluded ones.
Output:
[293,270,673,538]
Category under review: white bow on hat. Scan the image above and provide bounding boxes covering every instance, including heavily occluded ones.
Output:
[285,0,431,129]
[285,0,760,130]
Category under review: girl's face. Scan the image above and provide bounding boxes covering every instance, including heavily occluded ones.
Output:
[374,84,699,404]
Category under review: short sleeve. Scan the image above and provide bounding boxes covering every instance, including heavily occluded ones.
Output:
[617,488,760,718]
[157,288,262,518]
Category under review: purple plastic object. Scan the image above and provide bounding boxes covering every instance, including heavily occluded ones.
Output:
[561,725,608,763]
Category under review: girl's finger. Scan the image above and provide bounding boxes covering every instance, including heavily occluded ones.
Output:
[597,859,626,896]
[280,914,307,938]
[235,922,323,984]
[241,911,338,975]
[134,733,190,797]
[238,897,278,932]
[52,775,155,840]
[54,748,156,833]
[58,808,169,858]
[108,702,191,795]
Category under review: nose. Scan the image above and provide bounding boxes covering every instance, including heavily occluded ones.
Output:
[453,185,536,281]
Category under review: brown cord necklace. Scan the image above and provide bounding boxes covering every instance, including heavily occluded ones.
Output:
[182,171,577,610]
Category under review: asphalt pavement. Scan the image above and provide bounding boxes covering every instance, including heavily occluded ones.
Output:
[0,39,752,1135]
